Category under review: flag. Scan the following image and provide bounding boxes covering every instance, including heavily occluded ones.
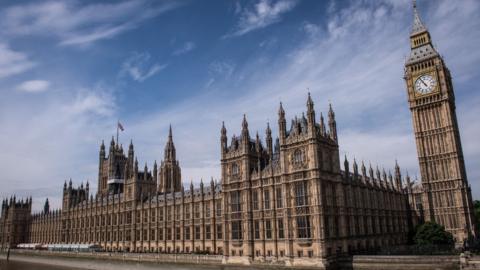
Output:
[118,121,124,132]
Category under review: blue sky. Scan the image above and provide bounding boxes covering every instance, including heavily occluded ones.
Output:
[0,0,479,211]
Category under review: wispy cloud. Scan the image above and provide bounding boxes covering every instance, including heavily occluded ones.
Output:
[0,43,36,79]
[0,0,182,46]
[124,0,480,197]
[224,0,298,38]
[17,80,50,93]
[205,60,236,88]
[120,52,167,82]
[2,0,480,211]
[0,82,116,211]
[173,41,196,55]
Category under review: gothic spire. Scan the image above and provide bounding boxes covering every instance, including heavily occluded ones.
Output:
[320,112,326,136]
[221,121,227,136]
[353,158,358,177]
[328,103,337,141]
[266,122,273,156]
[100,140,105,156]
[164,125,176,161]
[43,198,50,214]
[278,102,285,118]
[411,0,427,35]
[221,121,228,153]
[129,139,134,153]
[306,93,315,125]
[241,114,249,140]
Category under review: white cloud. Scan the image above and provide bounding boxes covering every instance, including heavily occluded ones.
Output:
[124,0,480,199]
[173,41,196,55]
[17,80,50,93]
[204,60,236,88]
[0,43,36,78]
[0,0,182,46]
[225,0,298,38]
[3,0,480,211]
[0,83,116,212]
[121,52,167,82]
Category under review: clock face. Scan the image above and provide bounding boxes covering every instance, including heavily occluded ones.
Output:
[415,74,436,94]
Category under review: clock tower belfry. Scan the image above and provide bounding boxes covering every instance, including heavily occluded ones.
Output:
[404,0,476,243]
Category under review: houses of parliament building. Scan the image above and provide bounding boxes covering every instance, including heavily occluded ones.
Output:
[0,2,477,267]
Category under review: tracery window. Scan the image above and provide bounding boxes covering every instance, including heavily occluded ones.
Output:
[278,219,284,239]
[231,163,240,177]
[216,200,222,216]
[254,221,260,239]
[276,187,283,208]
[253,190,259,210]
[295,181,308,206]
[292,149,305,165]
[265,220,272,239]
[296,216,311,238]
[231,191,241,212]
[232,221,242,240]
[264,189,270,210]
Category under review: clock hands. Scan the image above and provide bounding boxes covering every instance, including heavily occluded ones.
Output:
[419,78,428,87]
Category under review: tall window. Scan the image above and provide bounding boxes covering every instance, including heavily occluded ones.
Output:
[232,163,239,176]
[216,200,222,216]
[253,190,259,210]
[151,210,156,222]
[217,224,223,239]
[195,204,200,218]
[231,191,241,212]
[195,226,201,240]
[175,206,181,220]
[295,181,308,206]
[265,220,272,239]
[276,187,283,208]
[185,206,190,219]
[293,149,304,164]
[278,219,284,239]
[296,216,311,238]
[205,204,211,218]
[206,225,211,240]
[264,189,270,210]
[167,228,172,240]
[232,221,242,240]
[176,227,181,240]
[254,221,260,239]
[185,227,190,240]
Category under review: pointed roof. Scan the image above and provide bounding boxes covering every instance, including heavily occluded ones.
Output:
[411,0,427,35]
[406,0,439,65]
[164,125,176,161]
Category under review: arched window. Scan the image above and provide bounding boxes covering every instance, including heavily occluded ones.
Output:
[231,163,239,176]
[293,149,304,165]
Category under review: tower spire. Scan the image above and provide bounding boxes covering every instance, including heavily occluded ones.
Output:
[411,0,427,35]
[164,125,176,161]
[328,103,337,142]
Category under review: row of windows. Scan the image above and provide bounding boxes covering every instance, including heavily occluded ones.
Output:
[233,182,307,213]
[63,203,223,229]
[62,224,224,242]
[236,217,309,240]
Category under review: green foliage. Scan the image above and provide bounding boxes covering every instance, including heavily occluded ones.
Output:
[414,221,454,246]
[474,200,480,233]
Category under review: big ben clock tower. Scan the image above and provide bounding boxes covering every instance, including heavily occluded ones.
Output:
[404,1,476,243]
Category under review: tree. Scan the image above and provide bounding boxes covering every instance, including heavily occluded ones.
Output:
[414,221,454,246]
[473,200,480,233]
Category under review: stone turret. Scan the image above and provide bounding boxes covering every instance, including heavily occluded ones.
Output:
[328,103,337,142]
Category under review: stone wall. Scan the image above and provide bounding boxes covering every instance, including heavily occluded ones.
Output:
[2,249,464,270]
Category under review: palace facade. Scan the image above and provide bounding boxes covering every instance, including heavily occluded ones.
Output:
[0,2,476,267]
